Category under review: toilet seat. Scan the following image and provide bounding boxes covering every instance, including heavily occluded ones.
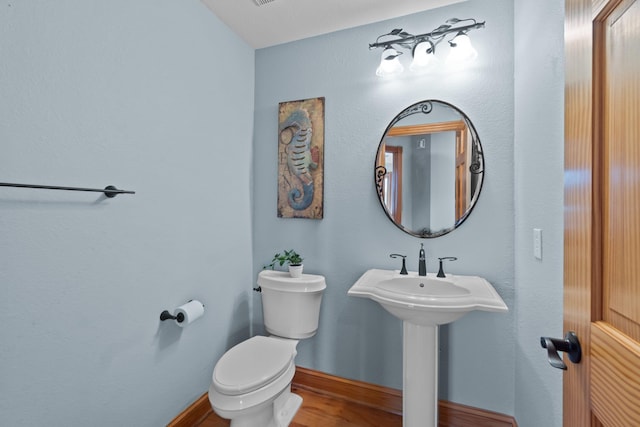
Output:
[212,336,296,396]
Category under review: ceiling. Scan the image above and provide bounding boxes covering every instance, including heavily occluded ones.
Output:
[201,0,467,49]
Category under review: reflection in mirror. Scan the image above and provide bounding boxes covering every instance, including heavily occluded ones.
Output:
[375,100,484,238]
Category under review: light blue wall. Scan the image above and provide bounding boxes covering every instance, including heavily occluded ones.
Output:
[253,0,517,415]
[514,1,565,426]
[0,1,254,425]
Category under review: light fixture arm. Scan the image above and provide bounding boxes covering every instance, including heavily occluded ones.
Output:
[369,18,485,51]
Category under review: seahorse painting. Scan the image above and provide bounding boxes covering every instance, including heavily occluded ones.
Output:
[277,97,324,219]
[279,108,318,210]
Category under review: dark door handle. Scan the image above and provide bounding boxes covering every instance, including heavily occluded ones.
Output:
[540,332,582,370]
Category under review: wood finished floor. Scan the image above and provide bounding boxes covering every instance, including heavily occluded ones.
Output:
[195,384,402,427]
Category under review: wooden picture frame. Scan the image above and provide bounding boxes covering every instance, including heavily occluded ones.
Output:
[277,97,325,219]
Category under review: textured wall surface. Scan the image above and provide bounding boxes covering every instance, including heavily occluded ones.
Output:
[514,1,565,426]
[253,0,517,415]
[0,1,254,425]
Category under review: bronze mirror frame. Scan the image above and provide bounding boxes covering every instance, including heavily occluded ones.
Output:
[374,100,484,238]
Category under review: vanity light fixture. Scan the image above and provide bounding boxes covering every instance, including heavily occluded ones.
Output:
[370,18,485,76]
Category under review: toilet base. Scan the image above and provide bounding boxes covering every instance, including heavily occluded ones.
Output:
[214,387,303,427]
[272,389,302,427]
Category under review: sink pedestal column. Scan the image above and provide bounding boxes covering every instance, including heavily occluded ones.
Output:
[403,322,438,427]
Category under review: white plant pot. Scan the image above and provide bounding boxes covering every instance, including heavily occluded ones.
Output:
[288,264,303,278]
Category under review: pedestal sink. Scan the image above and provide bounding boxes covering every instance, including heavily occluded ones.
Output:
[348,269,508,427]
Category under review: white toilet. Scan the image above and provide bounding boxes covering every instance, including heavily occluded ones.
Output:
[208,270,326,427]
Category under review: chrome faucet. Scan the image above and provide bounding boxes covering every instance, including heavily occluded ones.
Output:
[418,243,426,276]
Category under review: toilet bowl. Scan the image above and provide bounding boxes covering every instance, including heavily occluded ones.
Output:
[208,336,301,427]
[208,270,326,427]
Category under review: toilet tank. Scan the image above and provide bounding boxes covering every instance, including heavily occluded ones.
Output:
[257,270,326,339]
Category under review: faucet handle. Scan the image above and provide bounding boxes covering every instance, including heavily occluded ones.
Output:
[389,254,408,275]
[437,257,458,278]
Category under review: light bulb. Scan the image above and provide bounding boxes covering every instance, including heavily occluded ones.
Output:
[410,41,438,72]
[376,47,404,77]
[447,33,478,64]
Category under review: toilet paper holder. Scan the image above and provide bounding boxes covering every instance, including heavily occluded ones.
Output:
[160,300,205,325]
[160,310,185,323]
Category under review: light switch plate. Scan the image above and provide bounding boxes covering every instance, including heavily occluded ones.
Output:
[533,228,542,260]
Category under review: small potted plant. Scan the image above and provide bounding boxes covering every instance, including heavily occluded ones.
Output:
[266,249,304,278]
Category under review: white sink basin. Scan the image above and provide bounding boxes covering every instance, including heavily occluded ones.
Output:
[348,268,508,426]
[348,269,508,325]
[377,277,470,297]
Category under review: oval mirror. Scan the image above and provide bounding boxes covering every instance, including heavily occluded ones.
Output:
[374,100,484,238]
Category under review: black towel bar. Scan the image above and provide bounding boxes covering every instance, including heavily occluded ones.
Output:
[0,182,135,198]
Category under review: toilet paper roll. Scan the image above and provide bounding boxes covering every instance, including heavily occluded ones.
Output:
[174,300,205,327]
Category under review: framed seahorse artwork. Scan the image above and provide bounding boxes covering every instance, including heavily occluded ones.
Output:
[277,97,325,219]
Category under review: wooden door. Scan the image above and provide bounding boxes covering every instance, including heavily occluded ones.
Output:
[564,0,640,425]
[455,128,469,222]
[384,145,403,223]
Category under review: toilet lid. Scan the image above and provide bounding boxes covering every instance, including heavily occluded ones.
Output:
[212,336,295,396]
